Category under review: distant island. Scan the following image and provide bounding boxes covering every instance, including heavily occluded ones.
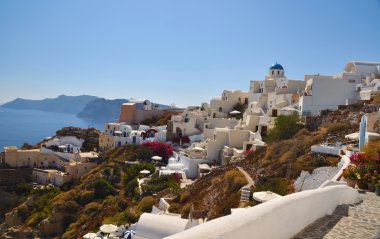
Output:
[77,98,129,122]
[1,95,99,114]
[2,95,172,123]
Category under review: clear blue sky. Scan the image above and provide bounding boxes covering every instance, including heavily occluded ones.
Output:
[1,0,379,107]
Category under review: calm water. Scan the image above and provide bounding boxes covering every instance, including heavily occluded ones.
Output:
[0,107,104,151]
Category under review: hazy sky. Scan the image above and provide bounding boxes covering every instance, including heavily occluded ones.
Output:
[1,0,379,107]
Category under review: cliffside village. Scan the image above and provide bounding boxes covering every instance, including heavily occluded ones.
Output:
[2,61,380,187]
[2,61,380,238]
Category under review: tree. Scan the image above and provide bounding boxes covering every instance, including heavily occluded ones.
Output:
[267,115,301,142]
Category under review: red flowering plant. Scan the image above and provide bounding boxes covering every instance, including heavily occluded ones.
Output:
[349,152,380,181]
[141,142,174,164]
[342,165,358,180]
[244,149,258,163]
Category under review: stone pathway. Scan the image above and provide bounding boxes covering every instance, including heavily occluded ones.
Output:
[292,191,380,239]
[237,167,254,186]
[294,167,340,191]
[237,167,255,206]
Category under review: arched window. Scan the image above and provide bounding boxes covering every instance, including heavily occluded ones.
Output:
[219,107,222,112]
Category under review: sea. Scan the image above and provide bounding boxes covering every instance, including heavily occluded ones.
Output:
[0,107,105,151]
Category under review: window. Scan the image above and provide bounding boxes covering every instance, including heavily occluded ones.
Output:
[219,107,222,112]
[277,70,280,75]
[272,70,274,75]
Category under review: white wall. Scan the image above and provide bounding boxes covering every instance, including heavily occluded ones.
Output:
[300,77,359,115]
[164,185,361,239]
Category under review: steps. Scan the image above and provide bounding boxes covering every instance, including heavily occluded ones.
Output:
[240,185,251,202]
[292,191,380,239]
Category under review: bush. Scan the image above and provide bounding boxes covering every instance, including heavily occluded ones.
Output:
[254,177,293,196]
[124,163,155,183]
[224,169,247,192]
[267,115,302,142]
[181,203,191,217]
[168,203,182,214]
[93,179,116,199]
[136,146,154,161]
[77,190,94,205]
[310,154,329,167]
[142,174,180,195]
[84,202,101,214]
[125,179,139,198]
[125,207,141,223]
[326,123,350,134]
[16,204,30,219]
[138,196,156,213]
[180,191,190,203]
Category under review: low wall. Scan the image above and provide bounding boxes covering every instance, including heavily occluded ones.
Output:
[164,185,361,239]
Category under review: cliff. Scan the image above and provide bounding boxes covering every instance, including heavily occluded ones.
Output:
[77,98,129,122]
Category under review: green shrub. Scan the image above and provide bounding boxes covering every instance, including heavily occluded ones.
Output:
[254,177,293,196]
[267,115,302,142]
[181,203,191,217]
[118,197,129,210]
[124,163,155,183]
[168,203,182,214]
[224,169,247,192]
[138,196,156,213]
[125,207,141,223]
[125,178,139,198]
[93,179,116,199]
[84,202,101,214]
[77,190,94,205]
[180,191,190,203]
[142,174,180,195]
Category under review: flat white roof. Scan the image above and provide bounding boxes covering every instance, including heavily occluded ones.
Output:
[135,213,188,239]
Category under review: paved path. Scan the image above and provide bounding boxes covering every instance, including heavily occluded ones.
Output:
[292,191,380,239]
[294,167,340,191]
[237,167,254,186]
[237,167,255,206]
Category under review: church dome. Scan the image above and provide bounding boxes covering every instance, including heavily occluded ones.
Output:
[269,63,284,70]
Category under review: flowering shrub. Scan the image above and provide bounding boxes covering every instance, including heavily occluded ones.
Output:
[244,149,262,164]
[141,142,174,163]
[348,152,380,183]
[342,165,357,180]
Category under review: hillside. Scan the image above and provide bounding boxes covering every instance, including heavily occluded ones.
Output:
[77,98,129,122]
[2,95,99,114]
[0,103,374,238]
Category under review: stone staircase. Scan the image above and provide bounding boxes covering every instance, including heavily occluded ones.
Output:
[292,191,380,239]
[240,185,251,202]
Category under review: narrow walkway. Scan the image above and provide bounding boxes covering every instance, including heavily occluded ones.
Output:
[237,167,255,206]
[237,167,254,186]
[292,191,380,239]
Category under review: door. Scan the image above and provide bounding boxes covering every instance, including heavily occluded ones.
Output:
[261,126,267,137]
